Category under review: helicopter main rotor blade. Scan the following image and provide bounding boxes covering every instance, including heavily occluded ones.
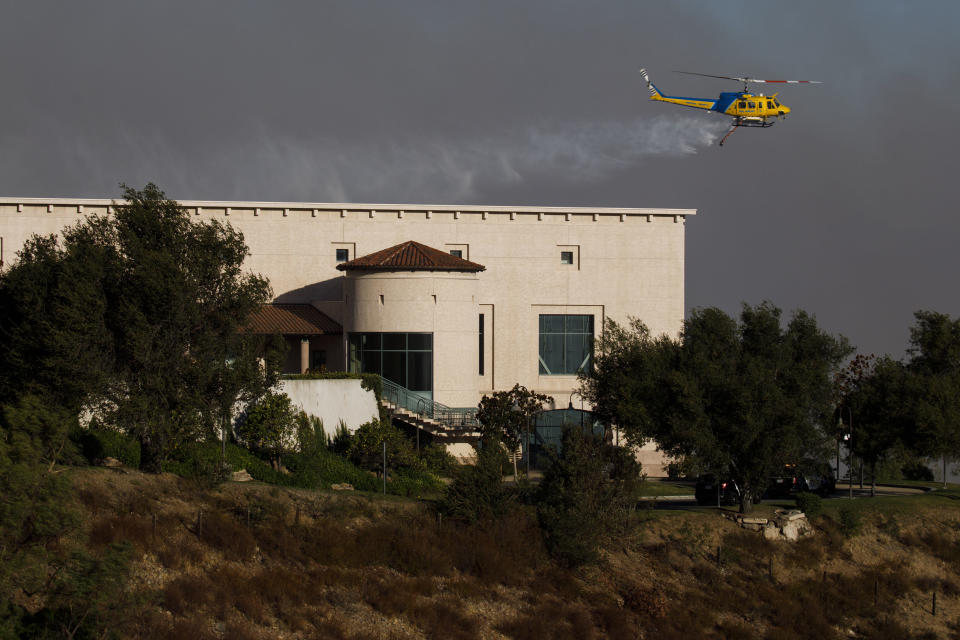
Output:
[673,70,821,84]
[750,79,822,84]
[673,71,743,81]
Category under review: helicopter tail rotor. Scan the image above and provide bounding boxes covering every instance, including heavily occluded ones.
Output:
[639,68,661,98]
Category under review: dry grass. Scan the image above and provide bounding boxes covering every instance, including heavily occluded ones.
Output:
[63,467,960,640]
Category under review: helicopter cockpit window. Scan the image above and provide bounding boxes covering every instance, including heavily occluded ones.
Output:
[773,99,780,106]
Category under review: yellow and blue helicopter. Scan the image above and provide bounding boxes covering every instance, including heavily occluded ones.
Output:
[640,68,820,145]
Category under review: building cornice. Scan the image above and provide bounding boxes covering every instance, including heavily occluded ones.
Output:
[0,197,695,218]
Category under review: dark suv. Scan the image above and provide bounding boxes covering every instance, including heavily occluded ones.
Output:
[766,462,836,498]
[695,474,741,506]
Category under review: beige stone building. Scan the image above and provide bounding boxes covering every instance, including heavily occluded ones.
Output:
[0,198,694,470]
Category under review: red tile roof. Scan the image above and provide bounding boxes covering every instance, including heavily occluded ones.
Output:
[245,304,342,335]
[336,240,485,272]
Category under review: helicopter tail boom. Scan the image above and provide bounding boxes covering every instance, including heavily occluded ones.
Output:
[640,68,716,112]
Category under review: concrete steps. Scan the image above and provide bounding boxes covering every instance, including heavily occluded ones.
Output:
[380,400,481,444]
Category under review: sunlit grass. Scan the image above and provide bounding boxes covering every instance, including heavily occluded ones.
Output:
[636,478,695,497]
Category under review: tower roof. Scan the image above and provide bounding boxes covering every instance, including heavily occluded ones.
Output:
[336,240,485,272]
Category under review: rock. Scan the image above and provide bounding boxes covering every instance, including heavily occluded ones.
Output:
[781,521,802,541]
[231,469,254,482]
[102,457,122,468]
[331,483,355,491]
[763,524,781,540]
[742,517,768,525]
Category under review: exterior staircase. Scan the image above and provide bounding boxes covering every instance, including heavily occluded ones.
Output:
[379,377,481,444]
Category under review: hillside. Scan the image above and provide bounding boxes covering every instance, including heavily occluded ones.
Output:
[21,468,960,639]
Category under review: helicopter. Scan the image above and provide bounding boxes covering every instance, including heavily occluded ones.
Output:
[639,68,820,146]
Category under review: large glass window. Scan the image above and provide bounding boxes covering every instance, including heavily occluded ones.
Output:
[538,314,593,375]
[348,332,433,398]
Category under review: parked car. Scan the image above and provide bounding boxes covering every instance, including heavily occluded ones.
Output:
[695,474,741,506]
[766,461,836,498]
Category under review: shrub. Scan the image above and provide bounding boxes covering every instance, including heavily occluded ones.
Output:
[420,442,459,476]
[75,426,141,468]
[440,436,513,523]
[389,467,445,498]
[17,542,135,640]
[536,428,642,567]
[235,391,298,467]
[901,461,934,481]
[283,448,379,492]
[837,504,862,538]
[295,412,325,455]
[330,420,351,455]
[347,419,417,474]
[164,441,285,486]
[795,492,822,518]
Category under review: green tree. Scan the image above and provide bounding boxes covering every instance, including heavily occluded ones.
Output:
[841,356,908,496]
[236,391,298,468]
[536,427,641,566]
[584,302,850,513]
[0,184,277,471]
[347,419,417,477]
[903,310,960,487]
[0,235,115,414]
[476,384,549,482]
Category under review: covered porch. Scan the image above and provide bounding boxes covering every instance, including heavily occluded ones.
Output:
[246,303,343,374]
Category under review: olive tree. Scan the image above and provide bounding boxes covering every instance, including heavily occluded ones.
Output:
[477,384,549,482]
[0,183,278,471]
[583,302,850,513]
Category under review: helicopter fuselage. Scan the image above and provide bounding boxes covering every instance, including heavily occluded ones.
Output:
[649,88,791,122]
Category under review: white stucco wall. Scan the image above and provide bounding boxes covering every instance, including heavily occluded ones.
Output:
[345,270,479,408]
[0,198,693,462]
[279,378,379,434]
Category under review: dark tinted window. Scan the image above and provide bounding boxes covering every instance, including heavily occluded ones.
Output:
[538,315,594,375]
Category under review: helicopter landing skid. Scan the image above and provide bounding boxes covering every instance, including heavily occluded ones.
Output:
[719,119,774,146]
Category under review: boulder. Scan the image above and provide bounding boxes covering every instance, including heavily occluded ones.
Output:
[231,469,254,482]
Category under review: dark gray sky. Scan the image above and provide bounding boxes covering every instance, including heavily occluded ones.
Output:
[2,0,958,357]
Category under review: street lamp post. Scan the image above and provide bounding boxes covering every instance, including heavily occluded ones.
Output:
[837,406,854,500]
[567,390,584,429]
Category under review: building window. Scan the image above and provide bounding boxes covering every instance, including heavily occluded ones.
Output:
[449,249,463,258]
[560,251,573,265]
[335,248,349,262]
[348,332,433,399]
[479,314,485,375]
[538,314,593,375]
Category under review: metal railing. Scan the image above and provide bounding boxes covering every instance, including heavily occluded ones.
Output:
[379,376,479,430]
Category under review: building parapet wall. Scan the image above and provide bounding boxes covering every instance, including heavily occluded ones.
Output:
[0,197,695,223]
